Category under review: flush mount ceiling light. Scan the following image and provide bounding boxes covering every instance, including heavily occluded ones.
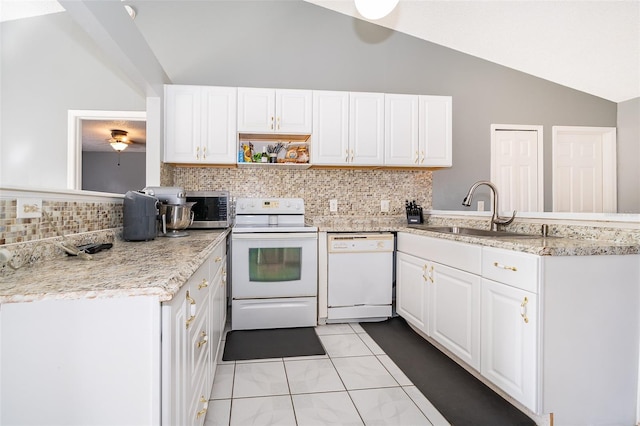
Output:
[354,0,399,20]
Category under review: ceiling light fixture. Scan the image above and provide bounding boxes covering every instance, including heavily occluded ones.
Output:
[108,129,130,152]
[354,0,399,20]
[107,129,131,165]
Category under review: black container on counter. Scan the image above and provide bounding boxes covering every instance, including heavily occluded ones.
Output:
[123,191,159,241]
[405,200,424,224]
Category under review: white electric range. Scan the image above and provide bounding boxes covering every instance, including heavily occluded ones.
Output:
[230,198,318,330]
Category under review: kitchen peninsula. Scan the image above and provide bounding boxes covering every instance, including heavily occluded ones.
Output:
[0,229,229,425]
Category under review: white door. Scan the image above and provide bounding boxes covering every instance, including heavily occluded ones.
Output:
[312,90,350,165]
[481,278,537,412]
[164,85,201,163]
[491,125,543,212]
[429,262,481,370]
[201,86,237,164]
[552,126,617,213]
[349,92,385,165]
[237,88,275,132]
[419,95,453,167]
[396,252,428,333]
[276,89,312,134]
[384,94,419,166]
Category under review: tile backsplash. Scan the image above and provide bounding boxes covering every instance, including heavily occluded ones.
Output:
[166,166,433,217]
[0,199,122,245]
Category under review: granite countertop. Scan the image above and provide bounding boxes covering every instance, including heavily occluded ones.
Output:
[309,216,640,256]
[0,229,229,304]
[399,226,639,256]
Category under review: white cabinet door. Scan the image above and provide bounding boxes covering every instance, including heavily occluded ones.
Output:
[165,85,237,164]
[238,88,311,134]
[201,86,237,164]
[481,278,537,411]
[162,284,190,426]
[384,94,419,166]
[237,87,275,133]
[165,85,201,163]
[396,252,428,333]
[350,92,384,165]
[429,262,481,370]
[312,90,350,165]
[419,95,452,167]
[276,89,312,133]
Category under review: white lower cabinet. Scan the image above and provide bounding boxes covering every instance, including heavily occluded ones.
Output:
[429,262,481,370]
[396,234,481,370]
[397,232,640,425]
[396,252,428,332]
[480,278,537,411]
[0,239,227,426]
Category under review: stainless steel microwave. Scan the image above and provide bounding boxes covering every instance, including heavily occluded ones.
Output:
[186,191,230,229]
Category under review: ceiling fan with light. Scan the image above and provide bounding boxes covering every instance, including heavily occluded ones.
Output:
[107,129,138,165]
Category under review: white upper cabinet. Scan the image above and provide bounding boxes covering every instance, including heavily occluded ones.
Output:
[237,88,312,134]
[313,91,384,166]
[349,92,385,165]
[312,90,350,165]
[384,94,420,166]
[165,85,237,164]
[419,95,452,167]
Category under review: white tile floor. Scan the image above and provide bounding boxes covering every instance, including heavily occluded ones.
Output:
[204,323,451,426]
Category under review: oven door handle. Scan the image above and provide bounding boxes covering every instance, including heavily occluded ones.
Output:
[232,233,318,240]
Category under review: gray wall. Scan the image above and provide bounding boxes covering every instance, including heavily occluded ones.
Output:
[3,1,632,213]
[132,0,619,211]
[82,152,146,194]
[0,13,146,189]
[617,97,640,213]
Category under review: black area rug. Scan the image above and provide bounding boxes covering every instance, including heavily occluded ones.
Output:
[222,327,325,361]
[361,317,535,426]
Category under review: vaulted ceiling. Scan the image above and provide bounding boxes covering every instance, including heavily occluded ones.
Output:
[2,0,639,103]
[305,0,639,103]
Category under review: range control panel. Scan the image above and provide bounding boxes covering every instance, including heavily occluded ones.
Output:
[235,198,304,215]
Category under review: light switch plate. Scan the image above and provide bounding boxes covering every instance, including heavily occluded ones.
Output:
[17,198,42,219]
[329,199,338,212]
[381,200,390,212]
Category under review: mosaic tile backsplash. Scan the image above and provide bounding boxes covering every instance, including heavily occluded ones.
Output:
[167,166,433,217]
[0,199,122,245]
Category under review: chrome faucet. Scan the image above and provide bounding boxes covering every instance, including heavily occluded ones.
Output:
[462,181,516,231]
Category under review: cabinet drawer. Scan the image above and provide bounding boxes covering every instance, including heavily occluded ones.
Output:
[188,370,210,426]
[189,303,211,387]
[210,243,226,275]
[398,232,482,274]
[482,247,539,293]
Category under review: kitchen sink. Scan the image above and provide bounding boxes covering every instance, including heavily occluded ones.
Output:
[409,225,544,239]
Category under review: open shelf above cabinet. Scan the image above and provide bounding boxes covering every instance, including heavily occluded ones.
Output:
[238,134,311,167]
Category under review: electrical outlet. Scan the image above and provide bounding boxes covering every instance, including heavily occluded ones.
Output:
[477,201,485,211]
[17,198,42,219]
[329,199,338,212]
[381,200,390,213]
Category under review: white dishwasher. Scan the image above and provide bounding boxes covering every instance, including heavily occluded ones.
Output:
[327,233,394,322]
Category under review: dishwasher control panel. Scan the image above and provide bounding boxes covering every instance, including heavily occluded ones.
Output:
[328,233,394,253]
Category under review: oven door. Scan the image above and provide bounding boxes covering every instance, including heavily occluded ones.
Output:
[231,232,318,299]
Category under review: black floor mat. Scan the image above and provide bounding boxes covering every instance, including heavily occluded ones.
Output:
[361,317,535,426]
[222,327,325,361]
